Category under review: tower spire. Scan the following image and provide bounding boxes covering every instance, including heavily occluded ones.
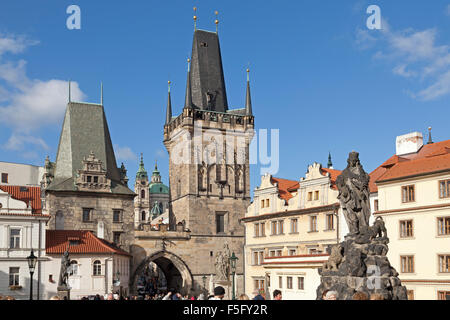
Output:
[193,7,197,31]
[327,152,333,168]
[215,11,219,33]
[245,68,253,116]
[68,80,71,103]
[184,58,193,109]
[101,82,103,105]
[428,126,434,144]
[165,80,172,125]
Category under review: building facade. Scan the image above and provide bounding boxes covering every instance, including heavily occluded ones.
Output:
[45,230,131,299]
[370,131,450,300]
[130,28,254,297]
[242,162,348,300]
[0,187,49,300]
[0,161,44,187]
[42,101,136,253]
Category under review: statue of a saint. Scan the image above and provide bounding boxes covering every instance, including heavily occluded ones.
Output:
[336,151,371,236]
[214,243,231,281]
[58,249,71,289]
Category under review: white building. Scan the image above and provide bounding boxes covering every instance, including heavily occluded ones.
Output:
[0,187,49,300]
[370,131,450,300]
[45,230,131,299]
[0,161,44,187]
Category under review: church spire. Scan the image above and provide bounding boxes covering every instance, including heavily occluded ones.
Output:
[427,126,434,144]
[245,68,253,116]
[165,81,172,125]
[184,58,193,109]
[327,152,333,169]
[136,152,148,179]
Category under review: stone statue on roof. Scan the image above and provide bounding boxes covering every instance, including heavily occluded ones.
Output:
[336,151,371,237]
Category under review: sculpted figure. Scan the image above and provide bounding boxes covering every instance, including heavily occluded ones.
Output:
[368,217,387,240]
[336,151,371,236]
[58,249,71,289]
[214,243,231,281]
[323,244,344,271]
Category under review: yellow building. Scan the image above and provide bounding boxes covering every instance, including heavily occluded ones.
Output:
[370,132,450,300]
[242,162,348,300]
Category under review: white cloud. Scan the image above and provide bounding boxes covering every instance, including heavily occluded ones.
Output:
[4,133,49,151]
[416,70,450,101]
[0,33,86,156]
[355,22,450,101]
[114,145,137,161]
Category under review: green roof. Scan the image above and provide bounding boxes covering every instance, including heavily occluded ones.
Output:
[47,102,134,196]
[149,183,169,194]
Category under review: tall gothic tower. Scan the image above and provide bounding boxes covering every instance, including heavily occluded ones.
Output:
[162,29,254,291]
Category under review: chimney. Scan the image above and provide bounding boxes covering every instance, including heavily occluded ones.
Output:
[396,132,424,156]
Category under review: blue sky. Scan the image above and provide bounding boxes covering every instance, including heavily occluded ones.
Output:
[0,0,449,194]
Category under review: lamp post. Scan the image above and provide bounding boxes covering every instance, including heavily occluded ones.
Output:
[202,275,207,294]
[229,252,238,300]
[27,249,38,300]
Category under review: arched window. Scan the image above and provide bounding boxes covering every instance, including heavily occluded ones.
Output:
[141,211,146,221]
[141,189,145,199]
[93,260,101,276]
[159,203,163,213]
[70,260,78,276]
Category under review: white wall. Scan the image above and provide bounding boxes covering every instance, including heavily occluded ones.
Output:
[0,162,44,186]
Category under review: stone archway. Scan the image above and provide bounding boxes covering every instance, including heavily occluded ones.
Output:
[131,251,193,295]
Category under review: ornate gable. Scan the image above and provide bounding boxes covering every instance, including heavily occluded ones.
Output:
[75,151,111,192]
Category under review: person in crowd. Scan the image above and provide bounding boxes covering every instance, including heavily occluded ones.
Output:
[197,293,205,300]
[321,290,329,300]
[237,294,249,300]
[352,291,369,300]
[107,293,115,300]
[273,290,282,300]
[49,295,60,300]
[324,290,338,300]
[162,291,172,300]
[209,286,225,300]
[252,290,265,300]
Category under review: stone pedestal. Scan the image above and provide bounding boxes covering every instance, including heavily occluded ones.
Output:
[57,286,70,300]
[317,237,408,300]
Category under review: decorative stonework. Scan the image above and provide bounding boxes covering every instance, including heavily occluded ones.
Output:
[317,152,407,300]
[75,151,111,192]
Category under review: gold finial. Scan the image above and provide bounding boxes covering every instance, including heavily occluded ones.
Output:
[168,80,171,92]
[246,68,250,82]
[193,7,197,30]
[215,10,219,33]
[187,58,191,72]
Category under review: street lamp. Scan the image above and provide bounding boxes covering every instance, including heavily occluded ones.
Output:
[27,249,38,300]
[202,275,207,294]
[229,252,238,300]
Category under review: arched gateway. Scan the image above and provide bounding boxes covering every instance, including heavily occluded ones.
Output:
[131,251,193,295]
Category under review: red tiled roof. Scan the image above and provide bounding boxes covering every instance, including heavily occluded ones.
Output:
[271,177,299,202]
[320,168,342,190]
[0,185,42,214]
[46,230,131,257]
[370,139,450,192]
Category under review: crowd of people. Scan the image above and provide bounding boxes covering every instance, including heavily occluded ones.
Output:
[1,287,384,300]
[321,290,385,300]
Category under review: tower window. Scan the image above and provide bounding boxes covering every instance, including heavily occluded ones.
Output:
[1,173,8,183]
[113,210,123,223]
[141,211,146,221]
[82,208,93,222]
[200,42,208,47]
[87,176,92,183]
[93,176,98,183]
[141,189,145,199]
[216,212,226,233]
